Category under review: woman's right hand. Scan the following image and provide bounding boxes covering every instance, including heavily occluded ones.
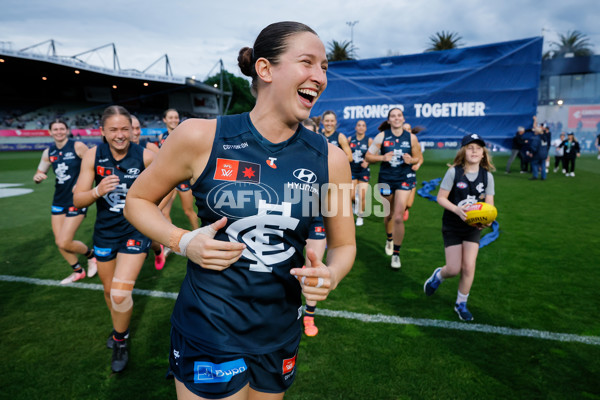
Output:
[185,217,246,271]
[33,172,47,183]
[382,151,394,162]
[96,175,120,196]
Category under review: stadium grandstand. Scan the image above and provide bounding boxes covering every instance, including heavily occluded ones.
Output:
[0,39,231,150]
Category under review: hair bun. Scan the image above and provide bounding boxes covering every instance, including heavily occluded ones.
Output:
[237,47,254,77]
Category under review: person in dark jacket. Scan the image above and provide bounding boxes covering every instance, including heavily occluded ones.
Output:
[528,126,551,180]
[559,132,581,177]
[505,126,525,173]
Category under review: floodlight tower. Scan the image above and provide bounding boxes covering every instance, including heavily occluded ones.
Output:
[346,20,359,47]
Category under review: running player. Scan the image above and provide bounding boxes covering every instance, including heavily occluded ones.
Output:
[301,118,326,337]
[158,109,199,232]
[131,115,160,153]
[365,108,423,269]
[347,119,372,226]
[131,115,165,269]
[423,133,495,321]
[401,122,424,221]
[124,21,356,399]
[33,119,97,284]
[73,105,156,373]
[321,110,352,161]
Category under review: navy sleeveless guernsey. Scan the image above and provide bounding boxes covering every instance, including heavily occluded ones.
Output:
[348,134,370,174]
[378,129,413,184]
[442,166,488,233]
[48,139,82,207]
[93,142,146,241]
[323,131,340,147]
[172,113,329,353]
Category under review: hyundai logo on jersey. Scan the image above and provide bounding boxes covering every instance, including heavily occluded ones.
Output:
[292,168,317,184]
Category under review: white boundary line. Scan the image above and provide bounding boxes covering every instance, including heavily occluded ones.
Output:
[2,274,600,346]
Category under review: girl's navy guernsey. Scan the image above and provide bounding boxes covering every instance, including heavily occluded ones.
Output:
[348,135,370,174]
[443,166,488,233]
[378,129,413,183]
[323,131,340,147]
[48,139,82,206]
[93,142,146,241]
[173,113,329,353]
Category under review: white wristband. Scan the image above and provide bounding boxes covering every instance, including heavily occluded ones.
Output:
[175,225,218,257]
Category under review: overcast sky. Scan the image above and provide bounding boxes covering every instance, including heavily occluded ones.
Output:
[1,0,598,80]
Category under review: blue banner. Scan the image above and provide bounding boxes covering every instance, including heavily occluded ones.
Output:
[312,37,543,150]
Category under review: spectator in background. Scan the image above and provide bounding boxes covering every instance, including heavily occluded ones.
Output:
[528,126,550,180]
[505,126,526,173]
[518,117,536,173]
[559,132,581,177]
[595,130,600,160]
[552,132,566,173]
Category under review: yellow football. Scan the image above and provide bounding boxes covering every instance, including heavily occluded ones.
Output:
[464,202,497,227]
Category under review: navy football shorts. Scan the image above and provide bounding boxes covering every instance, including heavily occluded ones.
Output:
[168,327,300,399]
[351,166,370,183]
[378,179,416,196]
[93,230,151,262]
[176,180,192,192]
[51,204,87,217]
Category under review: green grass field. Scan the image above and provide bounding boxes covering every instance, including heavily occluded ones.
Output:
[1,150,599,400]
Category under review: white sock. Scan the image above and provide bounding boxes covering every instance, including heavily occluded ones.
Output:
[456,290,469,304]
[435,269,445,282]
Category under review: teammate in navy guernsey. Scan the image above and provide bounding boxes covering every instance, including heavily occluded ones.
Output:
[73,106,157,373]
[423,133,496,322]
[33,119,97,284]
[131,115,160,153]
[158,108,200,233]
[401,122,424,221]
[300,117,326,337]
[320,110,353,161]
[365,108,423,269]
[125,22,356,400]
[130,115,166,270]
[347,119,372,227]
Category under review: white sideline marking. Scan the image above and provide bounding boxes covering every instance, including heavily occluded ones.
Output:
[2,274,600,346]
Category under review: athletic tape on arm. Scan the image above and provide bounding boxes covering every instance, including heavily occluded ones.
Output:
[175,225,218,257]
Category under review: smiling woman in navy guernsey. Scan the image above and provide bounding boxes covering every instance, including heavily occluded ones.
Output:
[73,105,156,373]
[125,21,356,400]
[33,119,98,284]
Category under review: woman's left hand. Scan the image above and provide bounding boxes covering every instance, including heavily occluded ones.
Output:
[291,248,334,302]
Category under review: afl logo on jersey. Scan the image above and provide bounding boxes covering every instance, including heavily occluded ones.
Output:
[207,181,279,220]
[457,182,468,189]
[293,168,317,184]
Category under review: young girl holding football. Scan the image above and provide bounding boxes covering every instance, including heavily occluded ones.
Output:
[423,133,495,321]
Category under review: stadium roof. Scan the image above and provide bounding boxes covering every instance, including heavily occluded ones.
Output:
[0,39,220,94]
